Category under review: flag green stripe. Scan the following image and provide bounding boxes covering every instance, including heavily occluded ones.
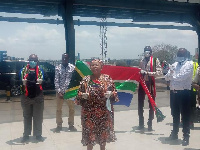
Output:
[64,89,78,99]
[75,67,84,78]
[67,70,82,89]
[76,60,92,76]
[65,86,79,92]
[64,61,91,100]
[115,81,137,92]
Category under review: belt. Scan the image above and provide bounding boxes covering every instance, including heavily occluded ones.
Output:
[172,89,189,93]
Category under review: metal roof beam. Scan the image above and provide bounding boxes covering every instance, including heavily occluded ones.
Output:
[74,0,198,14]
[0,16,194,30]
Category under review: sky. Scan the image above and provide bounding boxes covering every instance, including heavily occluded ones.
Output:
[0,13,198,61]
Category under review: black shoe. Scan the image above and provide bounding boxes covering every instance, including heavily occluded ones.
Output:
[21,135,29,143]
[190,123,194,129]
[182,137,189,146]
[137,125,144,130]
[147,121,153,131]
[36,135,44,142]
[68,126,77,131]
[166,133,178,141]
[54,126,62,132]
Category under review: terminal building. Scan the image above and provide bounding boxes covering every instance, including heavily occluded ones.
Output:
[0,51,7,61]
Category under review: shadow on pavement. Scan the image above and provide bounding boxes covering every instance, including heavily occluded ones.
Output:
[131,126,164,136]
[6,137,24,146]
[6,136,47,145]
[158,137,182,145]
[166,123,173,126]
[50,127,81,133]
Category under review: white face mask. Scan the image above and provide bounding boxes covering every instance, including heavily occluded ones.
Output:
[175,57,186,63]
[144,51,151,57]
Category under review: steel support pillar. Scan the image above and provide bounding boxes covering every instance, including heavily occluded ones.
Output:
[195,7,200,64]
[198,29,200,64]
[61,0,75,64]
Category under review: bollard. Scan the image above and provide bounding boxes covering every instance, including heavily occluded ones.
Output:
[6,86,11,101]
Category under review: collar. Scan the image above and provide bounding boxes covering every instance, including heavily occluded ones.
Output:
[61,63,69,68]
[178,59,188,66]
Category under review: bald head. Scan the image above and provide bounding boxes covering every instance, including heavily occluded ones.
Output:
[62,53,69,67]
[28,54,38,68]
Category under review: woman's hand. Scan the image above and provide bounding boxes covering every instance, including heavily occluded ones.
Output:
[104,91,112,98]
[82,93,89,99]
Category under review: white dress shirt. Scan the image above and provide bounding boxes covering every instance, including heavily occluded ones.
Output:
[165,60,193,90]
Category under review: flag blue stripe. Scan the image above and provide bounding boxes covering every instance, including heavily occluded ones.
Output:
[114,92,133,107]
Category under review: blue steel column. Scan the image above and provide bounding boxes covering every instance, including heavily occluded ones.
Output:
[61,0,75,64]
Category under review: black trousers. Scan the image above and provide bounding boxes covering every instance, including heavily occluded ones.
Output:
[21,95,44,136]
[138,82,155,127]
[190,90,197,123]
[170,90,190,138]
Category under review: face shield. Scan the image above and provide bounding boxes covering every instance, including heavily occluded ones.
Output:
[144,51,151,58]
[29,61,37,68]
[176,49,188,64]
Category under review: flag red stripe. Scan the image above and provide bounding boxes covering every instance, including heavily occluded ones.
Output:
[101,65,141,81]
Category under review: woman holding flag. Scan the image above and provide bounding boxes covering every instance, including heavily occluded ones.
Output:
[76,59,119,150]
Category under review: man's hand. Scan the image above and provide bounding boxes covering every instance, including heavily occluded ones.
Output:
[193,84,200,91]
[104,91,112,98]
[37,79,43,84]
[22,79,27,85]
[140,70,147,75]
[169,65,175,74]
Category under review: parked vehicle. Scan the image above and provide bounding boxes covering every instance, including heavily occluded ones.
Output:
[0,60,55,96]
[161,61,169,75]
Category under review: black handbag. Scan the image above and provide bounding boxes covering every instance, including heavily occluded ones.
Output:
[26,71,41,98]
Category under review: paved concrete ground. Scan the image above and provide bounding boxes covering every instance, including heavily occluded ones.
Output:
[0,90,200,150]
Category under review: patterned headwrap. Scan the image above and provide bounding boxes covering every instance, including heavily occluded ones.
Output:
[90,59,104,67]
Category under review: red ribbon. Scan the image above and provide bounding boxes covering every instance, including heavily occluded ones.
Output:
[139,75,156,111]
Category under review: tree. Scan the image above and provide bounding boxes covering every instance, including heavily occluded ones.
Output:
[152,43,178,64]
[115,60,128,66]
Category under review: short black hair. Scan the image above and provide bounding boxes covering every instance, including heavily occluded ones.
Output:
[177,48,187,58]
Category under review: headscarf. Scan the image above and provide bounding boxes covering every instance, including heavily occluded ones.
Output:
[90,59,104,68]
